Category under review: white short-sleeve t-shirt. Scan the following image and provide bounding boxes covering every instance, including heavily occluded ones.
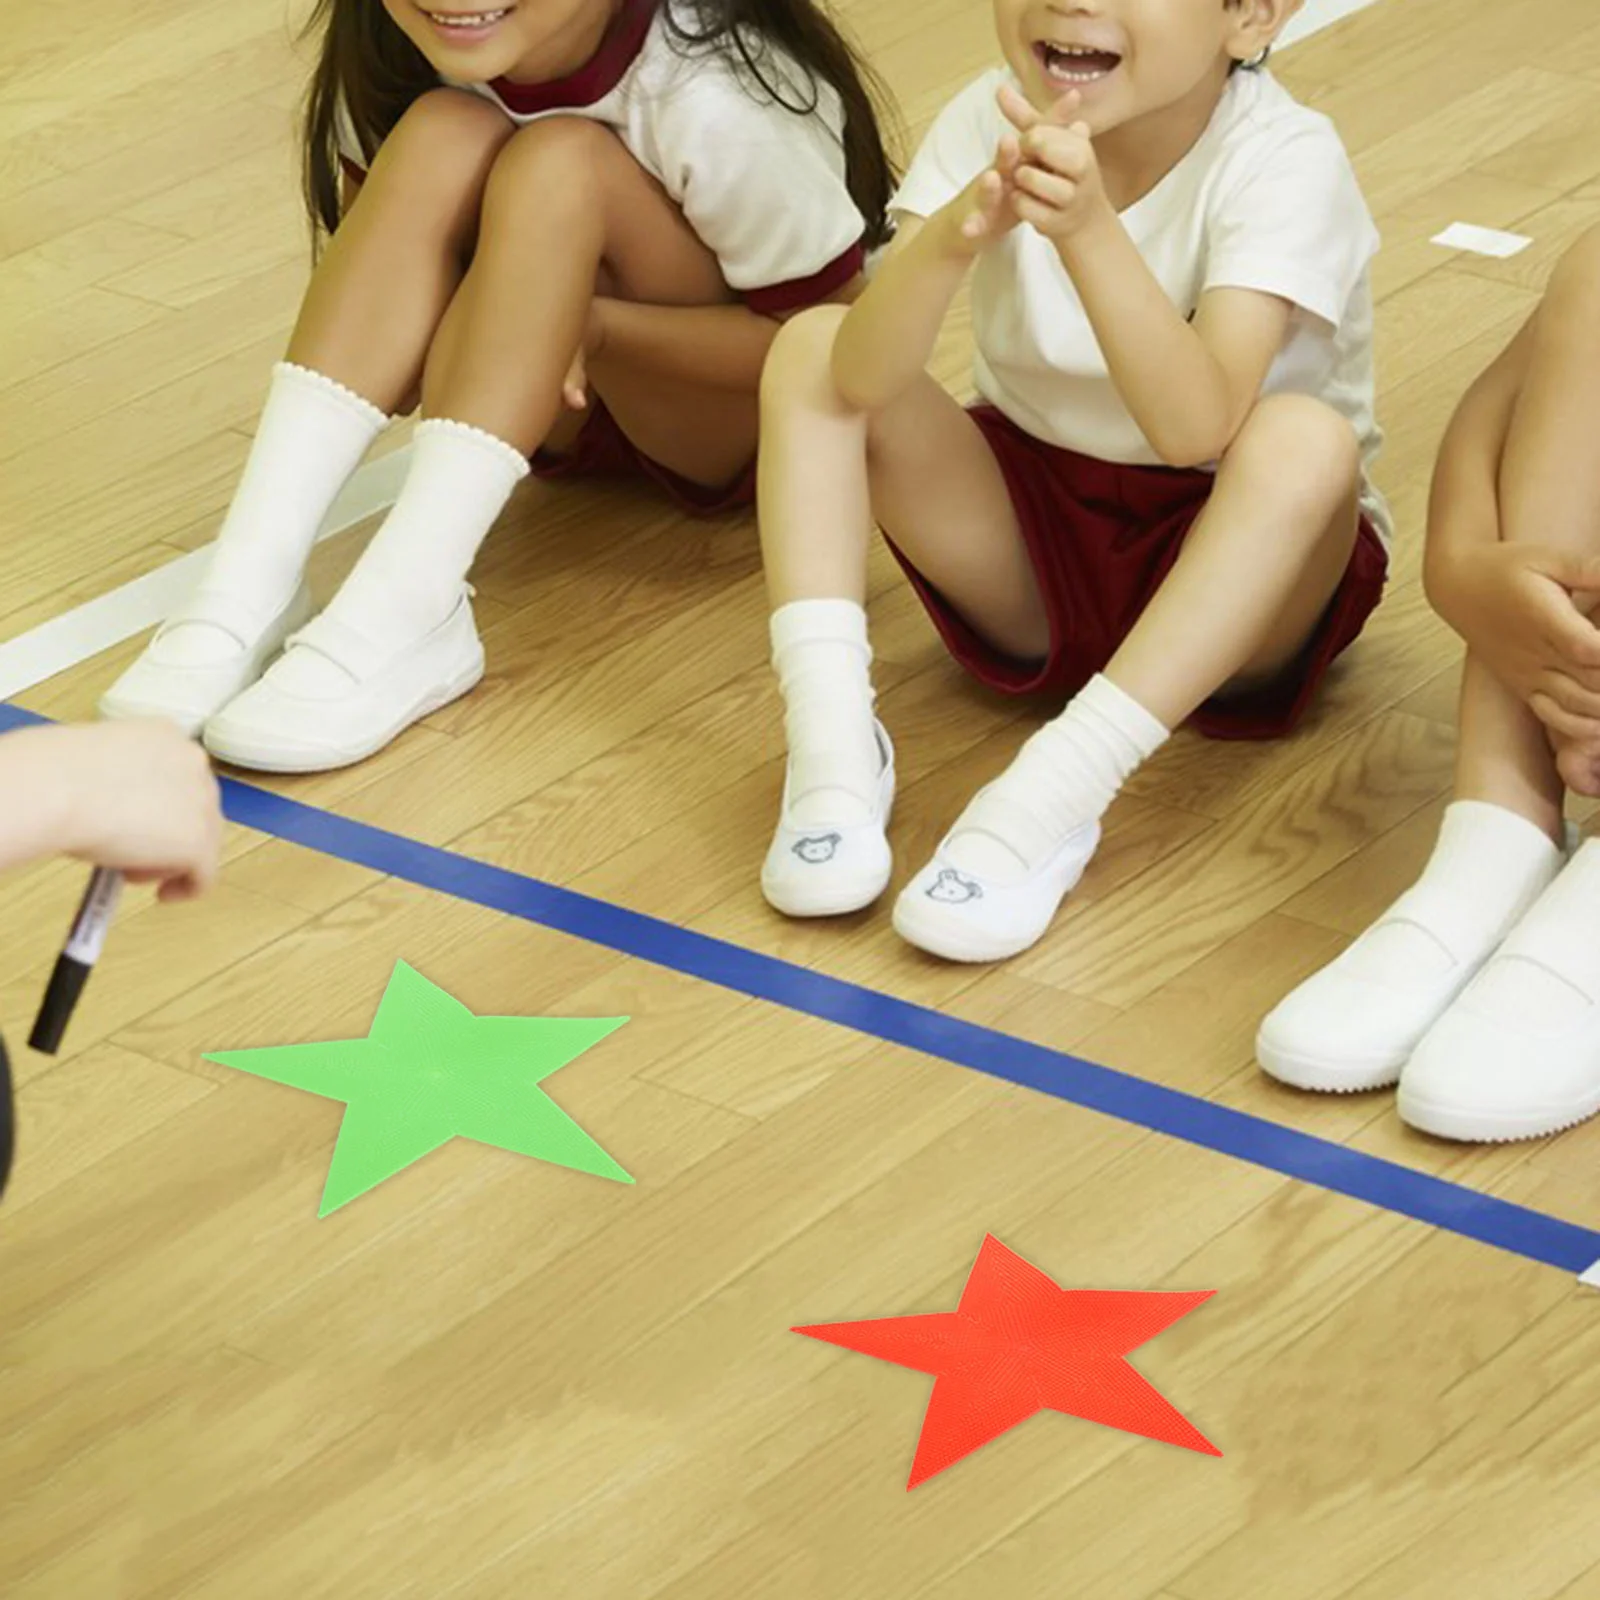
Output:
[337,0,868,313]
[892,67,1390,544]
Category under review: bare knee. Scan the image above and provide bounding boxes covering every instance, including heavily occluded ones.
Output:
[483,116,627,216]
[760,304,851,417]
[1540,225,1600,343]
[1223,394,1361,537]
[382,89,518,193]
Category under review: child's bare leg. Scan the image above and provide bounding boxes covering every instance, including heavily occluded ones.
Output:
[418,119,741,455]
[1102,394,1362,728]
[100,91,513,730]
[759,310,1040,624]
[287,90,516,411]
[1489,229,1600,793]
[1455,653,1565,838]
[422,132,760,487]
[755,304,1037,916]
[1390,229,1600,1139]
[323,118,754,647]
[204,119,764,772]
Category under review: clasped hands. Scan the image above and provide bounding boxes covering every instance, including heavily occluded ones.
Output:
[950,83,1112,253]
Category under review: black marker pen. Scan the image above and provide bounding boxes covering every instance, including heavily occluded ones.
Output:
[28,867,124,1055]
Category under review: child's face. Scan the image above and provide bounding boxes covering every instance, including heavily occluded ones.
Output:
[992,0,1289,132]
[380,0,616,84]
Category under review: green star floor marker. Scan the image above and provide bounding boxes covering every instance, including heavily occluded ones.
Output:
[207,961,632,1216]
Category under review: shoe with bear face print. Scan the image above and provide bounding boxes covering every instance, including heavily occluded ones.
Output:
[893,808,1101,964]
[761,721,895,918]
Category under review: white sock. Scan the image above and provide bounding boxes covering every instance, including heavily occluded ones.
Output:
[771,598,882,827]
[1343,800,1567,988]
[313,416,529,664]
[161,363,388,666]
[943,674,1168,884]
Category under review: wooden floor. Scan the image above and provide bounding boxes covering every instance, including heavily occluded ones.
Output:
[5,0,1600,1594]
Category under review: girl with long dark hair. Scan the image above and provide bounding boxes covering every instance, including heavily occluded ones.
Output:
[103,0,894,773]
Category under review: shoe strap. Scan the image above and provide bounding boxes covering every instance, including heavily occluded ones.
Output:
[157,585,293,652]
[1492,856,1600,1005]
[785,747,880,809]
[940,786,1060,869]
[283,613,390,684]
[783,719,892,810]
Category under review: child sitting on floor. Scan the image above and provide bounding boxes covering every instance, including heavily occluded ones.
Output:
[1260,225,1600,1144]
[752,0,1389,964]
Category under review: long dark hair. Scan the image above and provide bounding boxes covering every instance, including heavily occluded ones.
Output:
[301,0,896,248]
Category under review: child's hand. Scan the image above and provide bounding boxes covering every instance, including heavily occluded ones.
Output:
[1549,727,1600,799]
[944,132,1025,256]
[562,300,611,411]
[30,722,224,901]
[997,84,1109,244]
[1437,543,1600,730]
[561,345,589,411]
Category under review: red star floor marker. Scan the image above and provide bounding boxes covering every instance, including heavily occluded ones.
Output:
[794,1235,1219,1487]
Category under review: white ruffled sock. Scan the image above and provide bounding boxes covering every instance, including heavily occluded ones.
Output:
[160,362,388,666]
[273,417,529,695]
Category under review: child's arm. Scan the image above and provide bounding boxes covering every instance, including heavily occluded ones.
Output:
[830,124,1051,413]
[1003,86,1286,468]
[0,723,224,898]
[828,212,978,411]
[1063,228,1287,467]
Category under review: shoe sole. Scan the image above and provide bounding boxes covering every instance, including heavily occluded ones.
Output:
[99,588,315,741]
[1397,1085,1600,1143]
[1255,1038,1404,1095]
[890,897,1044,964]
[204,654,485,775]
[97,694,208,740]
[761,868,891,919]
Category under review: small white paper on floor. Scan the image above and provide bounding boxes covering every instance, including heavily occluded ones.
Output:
[1431,222,1534,260]
[1581,1257,1600,1291]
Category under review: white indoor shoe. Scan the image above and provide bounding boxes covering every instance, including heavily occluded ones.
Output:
[1399,841,1600,1143]
[761,722,895,917]
[98,582,314,738]
[202,591,484,773]
[1257,815,1572,1095]
[1256,920,1494,1096]
[892,804,1100,964]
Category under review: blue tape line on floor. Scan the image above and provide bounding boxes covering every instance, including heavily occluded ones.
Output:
[9,700,1599,1276]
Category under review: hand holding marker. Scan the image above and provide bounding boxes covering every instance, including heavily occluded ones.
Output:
[0,720,221,1198]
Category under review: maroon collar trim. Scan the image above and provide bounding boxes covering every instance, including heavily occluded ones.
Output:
[487,0,660,115]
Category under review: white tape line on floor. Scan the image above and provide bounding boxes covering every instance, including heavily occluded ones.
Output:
[4,0,1387,703]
